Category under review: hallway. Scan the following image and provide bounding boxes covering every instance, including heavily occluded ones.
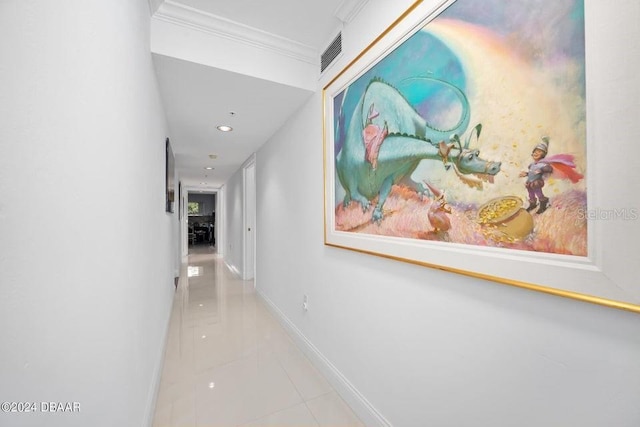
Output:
[152,246,364,426]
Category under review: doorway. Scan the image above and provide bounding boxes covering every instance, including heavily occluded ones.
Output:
[187,192,216,250]
[243,159,256,281]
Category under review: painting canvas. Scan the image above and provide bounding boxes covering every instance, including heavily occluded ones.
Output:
[332,0,586,253]
[324,0,639,312]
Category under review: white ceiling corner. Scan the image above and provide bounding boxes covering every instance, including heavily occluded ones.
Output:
[147,0,164,15]
[154,0,318,65]
[334,0,369,23]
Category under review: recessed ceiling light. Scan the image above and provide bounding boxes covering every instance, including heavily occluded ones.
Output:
[200,182,207,185]
[217,125,233,132]
[204,167,214,170]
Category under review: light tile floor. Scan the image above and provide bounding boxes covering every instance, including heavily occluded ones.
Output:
[152,245,364,427]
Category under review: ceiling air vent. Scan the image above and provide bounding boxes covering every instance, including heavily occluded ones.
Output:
[321,32,342,73]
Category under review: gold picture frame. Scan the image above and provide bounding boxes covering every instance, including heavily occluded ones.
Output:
[323,0,640,313]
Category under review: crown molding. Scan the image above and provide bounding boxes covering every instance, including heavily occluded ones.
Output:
[334,0,369,23]
[153,0,318,65]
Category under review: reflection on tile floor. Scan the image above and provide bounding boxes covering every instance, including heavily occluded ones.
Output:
[153,245,364,427]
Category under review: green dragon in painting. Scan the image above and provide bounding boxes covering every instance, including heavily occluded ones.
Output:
[336,78,501,222]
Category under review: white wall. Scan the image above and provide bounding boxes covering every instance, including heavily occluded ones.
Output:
[0,1,176,426]
[223,168,245,277]
[255,0,640,426]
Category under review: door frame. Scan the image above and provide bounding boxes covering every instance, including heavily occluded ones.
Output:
[242,155,256,281]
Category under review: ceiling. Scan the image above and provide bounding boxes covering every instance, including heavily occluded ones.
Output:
[177,0,345,48]
[151,0,356,192]
[152,54,315,189]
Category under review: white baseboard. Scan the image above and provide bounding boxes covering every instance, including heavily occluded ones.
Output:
[257,291,392,427]
[143,295,173,427]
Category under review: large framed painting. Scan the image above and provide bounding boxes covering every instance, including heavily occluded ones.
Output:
[323,0,640,312]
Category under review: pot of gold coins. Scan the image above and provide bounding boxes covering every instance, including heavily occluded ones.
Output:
[477,196,534,242]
